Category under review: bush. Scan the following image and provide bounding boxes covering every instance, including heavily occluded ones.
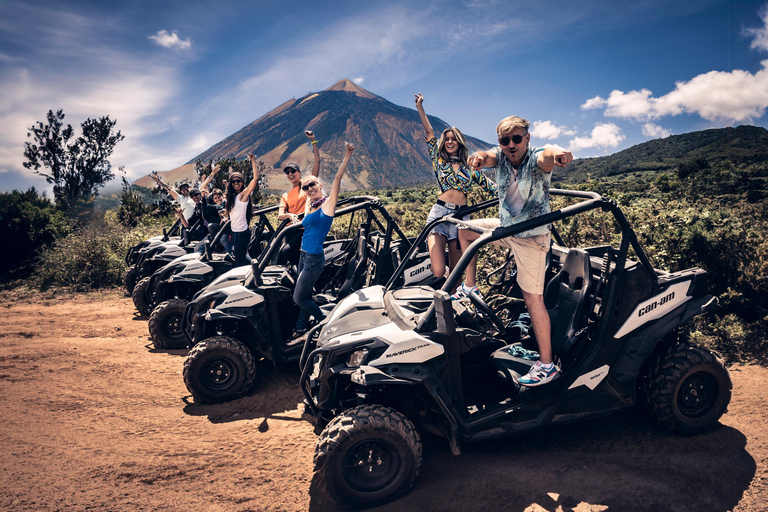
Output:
[0,188,70,282]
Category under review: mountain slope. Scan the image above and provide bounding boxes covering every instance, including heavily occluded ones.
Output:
[186,79,494,191]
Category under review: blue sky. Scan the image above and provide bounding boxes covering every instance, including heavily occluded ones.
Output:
[1,0,768,194]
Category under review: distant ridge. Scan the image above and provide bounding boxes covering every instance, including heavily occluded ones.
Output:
[558,125,768,183]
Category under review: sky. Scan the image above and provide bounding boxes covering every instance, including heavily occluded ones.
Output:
[1,0,768,194]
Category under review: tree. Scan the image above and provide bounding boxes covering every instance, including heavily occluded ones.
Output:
[23,109,125,214]
[116,168,152,227]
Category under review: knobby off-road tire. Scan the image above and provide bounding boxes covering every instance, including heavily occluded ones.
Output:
[132,276,153,316]
[123,266,139,295]
[643,342,732,434]
[313,405,422,508]
[183,336,256,404]
[148,299,189,349]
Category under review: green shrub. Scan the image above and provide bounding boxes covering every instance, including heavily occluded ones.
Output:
[0,188,70,282]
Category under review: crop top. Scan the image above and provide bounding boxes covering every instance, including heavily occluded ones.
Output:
[425,137,497,196]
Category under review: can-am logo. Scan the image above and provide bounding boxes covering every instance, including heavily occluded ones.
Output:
[409,263,431,278]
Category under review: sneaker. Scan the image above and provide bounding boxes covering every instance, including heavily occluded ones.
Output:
[450,282,479,300]
[519,361,559,387]
[291,327,308,339]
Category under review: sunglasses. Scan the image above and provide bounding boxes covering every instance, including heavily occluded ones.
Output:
[498,134,525,146]
[301,181,319,191]
[284,168,298,175]
[191,193,202,198]
[230,179,243,184]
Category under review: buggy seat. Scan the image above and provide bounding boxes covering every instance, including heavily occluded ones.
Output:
[490,248,593,390]
[314,227,369,305]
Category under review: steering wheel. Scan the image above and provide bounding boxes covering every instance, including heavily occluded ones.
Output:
[467,291,506,335]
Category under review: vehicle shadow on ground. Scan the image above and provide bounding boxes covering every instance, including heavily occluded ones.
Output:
[308,409,755,512]
[181,362,305,424]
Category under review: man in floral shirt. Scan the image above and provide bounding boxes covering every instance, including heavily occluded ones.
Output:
[459,115,573,387]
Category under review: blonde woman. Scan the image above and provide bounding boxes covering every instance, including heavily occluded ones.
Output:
[291,142,354,337]
[415,93,497,295]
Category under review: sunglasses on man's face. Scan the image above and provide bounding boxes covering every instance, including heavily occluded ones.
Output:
[498,134,525,146]
[302,182,318,191]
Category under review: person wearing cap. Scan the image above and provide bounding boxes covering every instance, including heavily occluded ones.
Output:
[414,93,497,292]
[225,156,261,267]
[458,115,573,387]
[150,173,196,220]
[278,130,321,266]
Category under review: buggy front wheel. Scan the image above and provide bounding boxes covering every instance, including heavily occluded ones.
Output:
[313,405,422,508]
[124,266,139,295]
[183,336,256,404]
[132,276,153,316]
[148,299,189,349]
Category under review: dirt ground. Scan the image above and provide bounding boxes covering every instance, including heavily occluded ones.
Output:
[0,288,766,512]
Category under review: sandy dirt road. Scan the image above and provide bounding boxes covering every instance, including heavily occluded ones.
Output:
[0,288,765,512]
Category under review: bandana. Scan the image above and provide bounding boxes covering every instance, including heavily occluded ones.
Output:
[310,195,327,209]
[448,156,462,164]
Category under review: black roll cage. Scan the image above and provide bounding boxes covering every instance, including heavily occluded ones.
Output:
[246,196,411,288]
[414,189,657,333]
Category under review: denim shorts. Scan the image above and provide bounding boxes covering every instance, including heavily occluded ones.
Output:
[425,203,469,241]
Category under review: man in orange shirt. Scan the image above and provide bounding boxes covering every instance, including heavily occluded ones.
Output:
[278,130,321,266]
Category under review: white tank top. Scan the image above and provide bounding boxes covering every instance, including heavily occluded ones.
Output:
[230,196,249,233]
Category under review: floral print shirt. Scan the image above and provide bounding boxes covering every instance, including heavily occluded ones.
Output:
[426,137,497,197]
[493,145,551,238]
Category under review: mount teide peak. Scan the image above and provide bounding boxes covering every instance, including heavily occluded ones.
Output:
[140,79,493,191]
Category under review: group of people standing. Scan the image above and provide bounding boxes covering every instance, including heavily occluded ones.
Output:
[415,93,573,387]
[151,92,573,388]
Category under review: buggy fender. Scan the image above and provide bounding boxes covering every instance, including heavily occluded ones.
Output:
[612,293,717,392]
[350,365,418,387]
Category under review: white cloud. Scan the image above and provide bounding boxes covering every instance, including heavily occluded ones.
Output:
[0,5,184,189]
[568,123,625,151]
[581,96,607,110]
[642,123,672,138]
[352,76,365,85]
[530,120,576,140]
[582,7,768,124]
[149,30,192,51]
[744,6,768,52]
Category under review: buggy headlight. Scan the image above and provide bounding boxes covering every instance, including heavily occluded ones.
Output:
[346,348,369,368]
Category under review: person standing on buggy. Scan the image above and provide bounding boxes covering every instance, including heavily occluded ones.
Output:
[278,130,322,267]
[291,142,354,338]
[150,174,195,220]
[225,155,260,267]
[460,115,573,387]
[414,93,497,294]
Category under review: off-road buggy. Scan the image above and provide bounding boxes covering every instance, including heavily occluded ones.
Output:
[123,218,183,294]
[180,195,456,404]
[126,217,207,304]
[141,205,287,346]
[144,198,380,348]
[299,189,731,508]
